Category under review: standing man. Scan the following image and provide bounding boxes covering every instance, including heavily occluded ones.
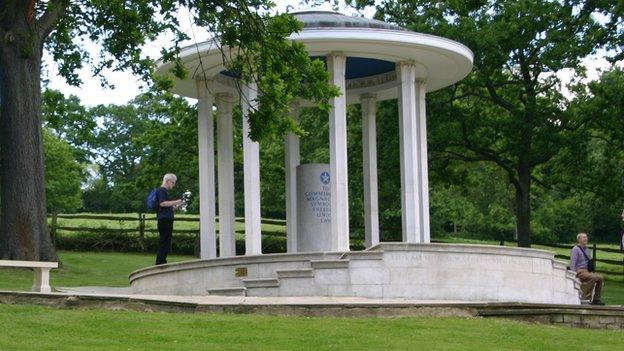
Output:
[570,232,604,305]
[155,173,184,265]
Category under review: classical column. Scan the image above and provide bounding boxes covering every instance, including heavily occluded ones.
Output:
[397,62,422,243]
[327,53,350,252]
[361,93,380,248]
[216,92,235,257]
[415,80,431,243]
[242,83,262,255]
[196,80,217,258]
[285,102,300,253]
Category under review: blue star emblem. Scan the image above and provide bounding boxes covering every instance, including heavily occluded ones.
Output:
[320,171,330,185]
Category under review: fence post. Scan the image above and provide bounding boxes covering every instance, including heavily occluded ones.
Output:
[138,213,146,252]
[50,212,58,244]
[592,243,597,270]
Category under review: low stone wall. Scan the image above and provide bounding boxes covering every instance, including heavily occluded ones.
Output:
[478,306,624,330]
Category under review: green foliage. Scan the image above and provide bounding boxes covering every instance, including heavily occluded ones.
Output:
[43,129,83,213]
[80,92,198,213]
[42,90,95,162]
[0,0,339,259]
[40,0,339,140]
[370,0,616,246]
[567,68,624,206]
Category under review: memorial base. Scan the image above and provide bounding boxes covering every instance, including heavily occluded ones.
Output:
[130,243,581,305]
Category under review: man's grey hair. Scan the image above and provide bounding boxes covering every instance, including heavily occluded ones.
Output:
[577,232,588,241]
[163,173,177,182]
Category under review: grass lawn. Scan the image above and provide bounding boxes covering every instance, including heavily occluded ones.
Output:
[0,304,621,351]
[0,251,194,290]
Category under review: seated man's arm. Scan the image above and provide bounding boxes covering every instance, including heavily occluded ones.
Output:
[569,247,578,272]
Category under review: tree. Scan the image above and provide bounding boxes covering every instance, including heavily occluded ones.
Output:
[42,89,95,162]
[43,129,83,213]
[556,68,624,240]
[0,1,337,260]
[352,0,615,247]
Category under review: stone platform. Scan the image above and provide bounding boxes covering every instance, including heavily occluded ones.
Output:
[129,243,581,305]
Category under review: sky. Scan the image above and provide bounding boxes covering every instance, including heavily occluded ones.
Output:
[42,1,614,107]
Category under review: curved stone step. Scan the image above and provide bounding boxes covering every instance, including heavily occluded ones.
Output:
[206,287,246,296]
[276,269,314,278]
[310,259,349,269]
[243,278,279,288]
[340,251,384,260]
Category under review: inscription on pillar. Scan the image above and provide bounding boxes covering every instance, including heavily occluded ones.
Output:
[297,164,332,252]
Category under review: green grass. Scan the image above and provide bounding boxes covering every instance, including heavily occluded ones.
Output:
[0,251,194,290]
[602,280,624,305]
[0,304,621,351]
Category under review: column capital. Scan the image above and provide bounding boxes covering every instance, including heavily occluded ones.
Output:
[215,91,233,99]
[327,51,347,59]
[196,79,215,98]
[396,61,427,81]
[215,92,234,108]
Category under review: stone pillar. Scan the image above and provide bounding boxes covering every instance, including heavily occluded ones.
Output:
[327,53,350,252]
[397,62,421,243]
[361,93,380,248]
[416,80,431,243]
[296,164,332,252]
[285,102,300,253]
[196,80,217,259]
[216,93,235,257]
[242,83,262,255]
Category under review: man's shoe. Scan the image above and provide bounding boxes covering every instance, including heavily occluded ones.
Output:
[590,299,605,305]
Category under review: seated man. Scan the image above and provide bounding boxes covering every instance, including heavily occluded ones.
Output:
[569,233,604,305]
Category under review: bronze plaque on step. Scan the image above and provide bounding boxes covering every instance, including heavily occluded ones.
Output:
[234,267,248,277]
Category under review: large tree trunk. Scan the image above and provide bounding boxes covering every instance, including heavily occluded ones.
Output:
[515,161,532,248]
[0,20,57,261]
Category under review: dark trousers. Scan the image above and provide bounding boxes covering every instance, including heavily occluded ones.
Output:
[156,218,174,265]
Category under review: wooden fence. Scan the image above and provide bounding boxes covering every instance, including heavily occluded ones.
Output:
[47,213,289,252]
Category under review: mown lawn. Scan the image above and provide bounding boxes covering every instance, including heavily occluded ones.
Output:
[0,303,621,351]
[0,251,194,290]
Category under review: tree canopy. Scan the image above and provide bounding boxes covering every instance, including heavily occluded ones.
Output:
[0,0,338,260]
[346,0,623,246]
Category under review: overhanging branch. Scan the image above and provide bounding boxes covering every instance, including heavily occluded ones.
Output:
[37,0,66,41]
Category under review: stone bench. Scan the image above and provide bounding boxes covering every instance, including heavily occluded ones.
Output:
[0,260,58,293]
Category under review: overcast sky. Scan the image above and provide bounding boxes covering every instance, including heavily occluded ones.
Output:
[42,1,613,107]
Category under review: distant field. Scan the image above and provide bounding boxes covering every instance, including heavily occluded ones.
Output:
[49,212,287,234]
